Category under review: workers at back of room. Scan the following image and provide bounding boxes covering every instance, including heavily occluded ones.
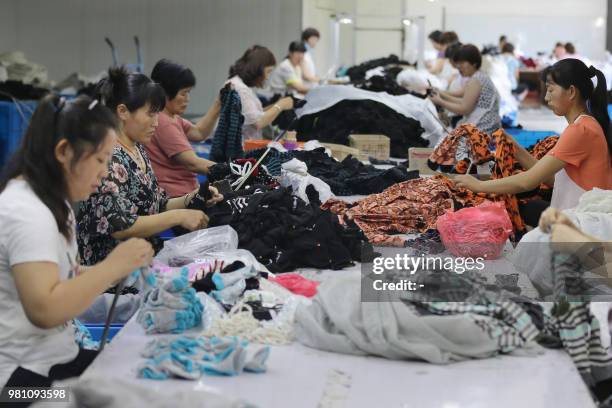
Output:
[269,41,311,97]
[428,31,460,89]
[429,44,501,135]
[227,45,294,140]
[146,59,218,198]
[77,67,222,267]
[301,27,321,86]
[454,59,612,225]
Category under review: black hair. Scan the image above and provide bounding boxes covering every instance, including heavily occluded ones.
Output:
[499,35,507,43]
[542,58,611,157]
[151,59,196,100]
[289,41,307,54]
[440,31,459,46]
[555,42,564,48]
[428,30,443,43]
[445,42,463,60]
[454,44,482,69]
[302,27,320,42]
[565,42,576,54]
[95,66,166,114]
[0,95,118,239]
[501,43,515,54]
[229,45,277,87]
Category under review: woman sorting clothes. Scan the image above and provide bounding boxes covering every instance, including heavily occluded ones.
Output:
[269,41,311,96]
[77,67,222,266]
[429,44,502,135]
[146,59,219,197]
[454,59,612,224]
[227,45,294,140]
[0,95,153,391]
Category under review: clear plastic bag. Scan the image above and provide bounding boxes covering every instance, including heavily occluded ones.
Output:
[155,225,270,273]
[436,201,513,259]
[156,226,238,263]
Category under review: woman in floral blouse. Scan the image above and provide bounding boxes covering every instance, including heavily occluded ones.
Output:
[77,67,222,266]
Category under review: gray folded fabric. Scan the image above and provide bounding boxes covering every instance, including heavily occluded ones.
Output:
[295,274,541,363]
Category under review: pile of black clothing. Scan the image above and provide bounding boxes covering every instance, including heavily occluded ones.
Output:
[291,148,419,195]
[207,158,280,186]
[352,75,427,98]
[345,54,411,81]
[204,186,373,273]
[0,80,49,101]
[243,147,419,196]
[294,99,428,157]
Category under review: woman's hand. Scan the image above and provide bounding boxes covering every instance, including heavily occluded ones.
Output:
[539,207,577,233]
[428,89,443,105]
[177,209,209,231]
[550,224,595,254]
[453,174,483,192]
[206,186,224,207]
[104,238,154,279]
[277,97,294,111]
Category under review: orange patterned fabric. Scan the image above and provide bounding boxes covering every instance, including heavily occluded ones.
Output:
[321,177,454,247]
[322,133,559,246]
[428,124,494,174]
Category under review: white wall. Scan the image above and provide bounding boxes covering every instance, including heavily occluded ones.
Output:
[406,0,608,61]
[0,0,302,114]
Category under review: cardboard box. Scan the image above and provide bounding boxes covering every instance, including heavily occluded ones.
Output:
[408,147,437,175]
[348,134,390,161]
[321,143,360,162]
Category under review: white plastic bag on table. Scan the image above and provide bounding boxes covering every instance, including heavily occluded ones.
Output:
[157,226,238,261]
[155,225,270,273]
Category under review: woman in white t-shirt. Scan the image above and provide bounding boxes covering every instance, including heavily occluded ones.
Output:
[269,41,311,97]
[0,95,154,391]
[227,45,294,140]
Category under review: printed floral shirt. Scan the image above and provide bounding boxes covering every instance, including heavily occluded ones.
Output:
[77,144,168,265]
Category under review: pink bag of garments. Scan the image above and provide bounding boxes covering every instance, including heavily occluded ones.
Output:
[436,201,513,259]
[268,274,320,297]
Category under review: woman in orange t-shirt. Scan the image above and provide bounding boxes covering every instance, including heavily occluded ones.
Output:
[455,58,612,223]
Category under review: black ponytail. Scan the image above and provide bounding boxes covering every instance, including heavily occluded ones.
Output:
[0,95,118,239]
[95,66,166,114]
[587,66,611,156]
[542,58,611,157]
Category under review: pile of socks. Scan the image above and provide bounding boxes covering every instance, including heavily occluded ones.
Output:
[138,336,270,379]
[137,268,204,334]
[192,261,259,306]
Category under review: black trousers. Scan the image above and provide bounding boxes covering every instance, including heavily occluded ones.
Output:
[1,349,98,407]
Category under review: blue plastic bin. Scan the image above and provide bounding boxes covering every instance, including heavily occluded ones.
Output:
[504,128,558,148]
[0,100,38,169]
[159,229,176,241]
[84,324,123,342]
